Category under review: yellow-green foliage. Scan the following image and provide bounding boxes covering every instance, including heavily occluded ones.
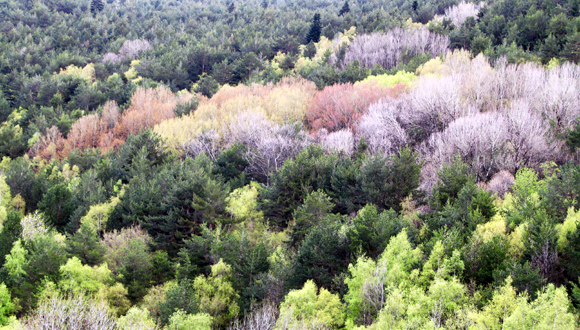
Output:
[58,257,112,295]
[193,260,239,328]
[168,310,213,330]
[80,194,121,232]
[154,78,315,154]
[124,60,142,83]
[508,223,527,258]
[295,26,356,71]
[473,215,506,243]
[277,280,345,329]
[118,307,157,330]
[0,176,10,227]
[356,71,416,88]
[58,63,95,83]
[470,277,576,329]
[557,207,580,250]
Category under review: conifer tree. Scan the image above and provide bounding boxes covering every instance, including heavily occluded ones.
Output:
[339,1,350,16]
[306,13,322,44]
[90,0,104,15]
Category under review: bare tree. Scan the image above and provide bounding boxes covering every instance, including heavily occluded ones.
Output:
[228,302,278,330]
[441,1,485,27]
[118,39,151,59]
[21,295,116,330]
[357,99,408,155]
[342,27,449,70]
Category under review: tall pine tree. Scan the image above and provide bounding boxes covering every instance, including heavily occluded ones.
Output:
[306,13,322,44]
[339,1,350,16]
[90,0,104,15]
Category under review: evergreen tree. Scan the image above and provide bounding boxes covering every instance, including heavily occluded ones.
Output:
[90,0,104,15]
[306,13,322,44]
[304,41,317,59]
[339,1,350,16]
[227,1,235,13]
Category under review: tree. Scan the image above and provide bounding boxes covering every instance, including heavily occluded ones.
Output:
[0,283,14,326]
[306,13,322,44]
[38,184,74,231]
[90,0,104,15]
[277,280,344,329]
[168,310,213,330]
[193,260,239,328]
[339,1,350,16]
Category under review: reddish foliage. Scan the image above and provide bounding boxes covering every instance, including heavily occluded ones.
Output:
[31,87,190,160]
[306,82,404,133]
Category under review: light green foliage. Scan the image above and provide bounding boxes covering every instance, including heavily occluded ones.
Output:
[117,307,157,330]
[356,71,416,88]
[4,240,28,280]
[276,280,345,329]
[58,257,112,295]
[0,284,14,326]
[377,230,422,286]
[419,241,463,286]
[80,195,120,232]
[168,310,213,330]
[512,167,544,203]
[557,207,580,249]
[344,257,377,323]
[225,182,263,223]
[471,276,517,329]
[0,176,10,227]
[345,230,421,326]
[504,284,576,329]
[193,259,239,328]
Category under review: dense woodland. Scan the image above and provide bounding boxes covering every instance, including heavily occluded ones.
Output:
[4,0,580,328]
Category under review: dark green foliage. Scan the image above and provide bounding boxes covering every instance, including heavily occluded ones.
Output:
[566,118,580,153]
[213,143,249,190]
[210,231,271,313]
[304,42,317,59]
[288,219,349,292]
[38,184,74,231]
[5,158,40,213]
[194,74,220,98]
[288,190,335,249]
[346,205,402,259]
[90,0,104,15]
[431,156,474,211]
[464,235,510,286]
[109,155,229,257]
[158,279,199,326]
[357,147,422,212]
[493,261,546,298]
[306,13,322,44]
[339,1,350,16]
[0,211,22,267]
[66,223,106,267]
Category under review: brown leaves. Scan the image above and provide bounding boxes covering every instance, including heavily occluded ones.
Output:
[31,87,192,160]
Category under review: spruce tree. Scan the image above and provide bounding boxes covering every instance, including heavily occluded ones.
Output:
[339,1,350,16]
[306,13,322,44]
[90,0,104,15]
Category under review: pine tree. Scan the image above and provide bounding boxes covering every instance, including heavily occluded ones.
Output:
[304,41,317,59]
[306,13,322,44]
[90,0,104,15]
[339,1,350,16]
[227,1,235,13]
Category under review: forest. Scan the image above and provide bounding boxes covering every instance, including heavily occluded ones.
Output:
[3,0,580,328]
